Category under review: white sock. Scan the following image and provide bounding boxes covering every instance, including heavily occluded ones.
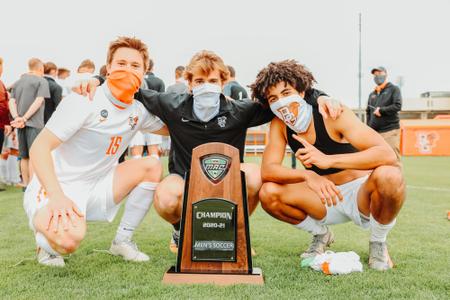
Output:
[35,232,60,256]
[132,155,142,159]
[294,216,328,235]
[370,215,396,242]
[114,182,157,243]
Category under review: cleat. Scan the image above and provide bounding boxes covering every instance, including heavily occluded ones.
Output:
[110,240,149,262]
[37,248,65,267]
[369,241,394,271]
[301,228,334,258]
[169,229,180,254]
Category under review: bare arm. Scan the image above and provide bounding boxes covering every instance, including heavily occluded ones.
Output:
[262,118,343,205]
[8,97,19,118]
[296,107,397,170]
[151,124,169,136]
[261,118,310,184]
[30,128,64,197]
[23,96,45,121]
[330,107,397,169]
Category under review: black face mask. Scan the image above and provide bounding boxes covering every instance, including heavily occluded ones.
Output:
[374,75,386,85]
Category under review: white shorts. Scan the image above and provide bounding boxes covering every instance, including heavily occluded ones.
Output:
[23,168,121,231]
[129,132,162,147]
[320,175,370,229]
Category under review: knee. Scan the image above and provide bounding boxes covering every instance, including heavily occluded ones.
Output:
[154,186,181,214]
[372,166,405,202]
[259,182,282,213]
[141,157,163,182]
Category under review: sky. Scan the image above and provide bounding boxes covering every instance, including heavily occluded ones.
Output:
[1,0,449,108]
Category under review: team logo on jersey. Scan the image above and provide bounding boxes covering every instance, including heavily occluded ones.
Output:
[415,131,439,154]
[277,102,299,126]
[217,116,227,128]
[99,109,108,122]
[128,115,139,130]
[200,154,231,184]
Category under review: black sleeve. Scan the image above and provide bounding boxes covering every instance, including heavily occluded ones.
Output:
[135,89,168,123]
[94,75,106,85]
[158,79,165,93]
[304,88,327,107]
[246,102,275,128]
[380,87,402,115]
[366,95,371,124]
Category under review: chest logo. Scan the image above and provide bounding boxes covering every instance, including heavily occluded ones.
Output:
[128,115,139,130]
[200,154,231,184]
[217,116,227,128]
[99,109,108,122]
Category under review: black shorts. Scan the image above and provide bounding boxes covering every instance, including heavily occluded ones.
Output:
[18,126,41,158]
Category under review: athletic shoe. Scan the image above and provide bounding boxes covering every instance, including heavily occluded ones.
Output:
[300,228,334,258]
[169,229,180,254]
[37,248,65,267]
[369,241,394,271]
[110,240,150,262]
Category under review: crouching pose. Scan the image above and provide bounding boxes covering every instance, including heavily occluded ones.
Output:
[251,60,405,271]
[24,37,168,267]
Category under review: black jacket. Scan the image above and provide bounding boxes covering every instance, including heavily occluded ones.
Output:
[44,76,63,124]
[366,82,402,133]
[144,72,165,92]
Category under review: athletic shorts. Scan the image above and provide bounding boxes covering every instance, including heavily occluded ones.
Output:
[320,175,370,229]
[129,132,162,147]
[23,167,120,231]
[18,126,41,158]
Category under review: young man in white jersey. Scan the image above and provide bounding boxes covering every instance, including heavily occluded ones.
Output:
[24,37,168,267]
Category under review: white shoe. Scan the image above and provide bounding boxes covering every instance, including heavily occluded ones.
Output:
[110,240,150,262]
[37,248,65,267]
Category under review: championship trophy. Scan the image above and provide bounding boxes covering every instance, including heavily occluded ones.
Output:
[163,142,264,285]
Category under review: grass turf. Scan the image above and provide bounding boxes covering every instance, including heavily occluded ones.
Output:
[0,156,449,299]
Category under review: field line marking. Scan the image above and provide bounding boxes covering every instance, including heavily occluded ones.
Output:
[407,185,450,192]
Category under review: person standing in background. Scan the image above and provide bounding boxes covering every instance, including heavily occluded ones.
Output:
[9,58,50,188]
[166,66,188,94]
[366,66,402,159]
[56,68,71,97]
[223,65,248,100]
[144,59,165,92]
[0,57,12,191]
[43,62,63,124]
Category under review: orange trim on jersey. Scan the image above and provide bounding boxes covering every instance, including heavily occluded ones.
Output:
[111,102,126,110]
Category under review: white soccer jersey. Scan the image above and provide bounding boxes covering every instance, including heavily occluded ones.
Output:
[45,84,164,184]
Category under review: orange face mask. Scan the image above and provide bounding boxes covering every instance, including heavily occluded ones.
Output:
[107,69,142,108]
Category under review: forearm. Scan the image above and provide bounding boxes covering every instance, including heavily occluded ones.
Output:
[23,98,44,120]
[330,146,397,170]
[30,142,64,198]
[8,98,19,118]
[261,164,310,184]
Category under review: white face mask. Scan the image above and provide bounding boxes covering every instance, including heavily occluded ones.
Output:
[270,94,313,133]
[192,83,222,122]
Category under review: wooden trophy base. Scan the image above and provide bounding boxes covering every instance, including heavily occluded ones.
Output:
[162,266,264,286]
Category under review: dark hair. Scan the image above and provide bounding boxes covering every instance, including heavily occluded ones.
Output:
[175,65,185,77]
[250,59,316,105]
[227,65,235,78]
[99,65,107,77]
[148,59,154,72]
[44,62,57,74]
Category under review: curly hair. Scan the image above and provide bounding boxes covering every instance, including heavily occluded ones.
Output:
[250,59,316,105]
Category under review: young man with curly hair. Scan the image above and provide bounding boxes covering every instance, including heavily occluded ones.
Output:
[251,60,405,271]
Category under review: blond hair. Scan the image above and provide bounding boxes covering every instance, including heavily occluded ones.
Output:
[184,50,229,83]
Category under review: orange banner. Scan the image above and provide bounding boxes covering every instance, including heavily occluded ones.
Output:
[400,119,450,156]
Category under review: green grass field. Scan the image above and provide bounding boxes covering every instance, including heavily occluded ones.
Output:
[0,156,449,299]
